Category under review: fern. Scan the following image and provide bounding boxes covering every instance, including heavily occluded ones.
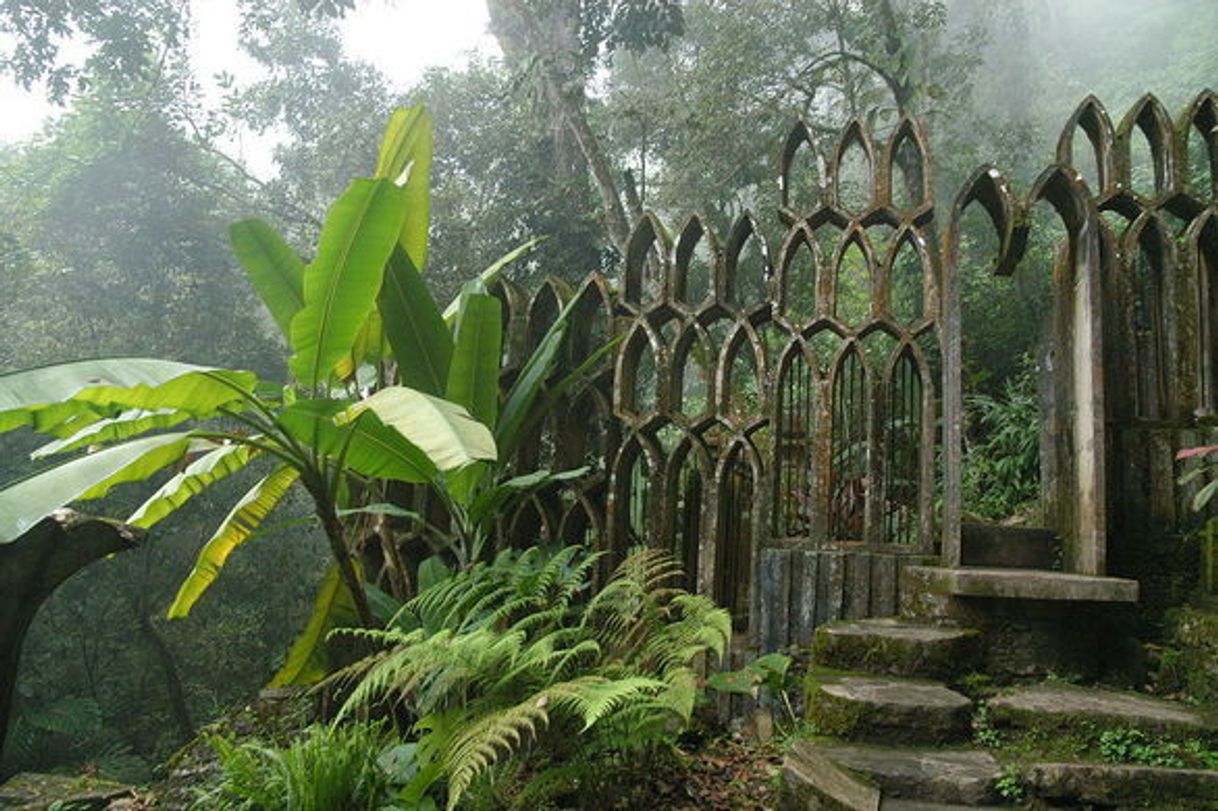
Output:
[338,544,730,810]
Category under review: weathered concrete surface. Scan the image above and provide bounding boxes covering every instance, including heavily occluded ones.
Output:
[903,566,1138,603]
[816,744,1002,806]
[812,619,981,680]
[988,684,1218,739]
[1025,761,1218,806]
[806,675,972,744]
[880,801,1010,811]
[0,772,134,809]
[781,739,880,811]
[961,523,1059,569]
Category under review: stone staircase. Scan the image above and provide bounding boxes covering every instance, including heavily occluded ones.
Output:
[780,616,1218,810]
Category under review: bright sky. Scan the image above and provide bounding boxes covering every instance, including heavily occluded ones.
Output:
[0,0,498,143]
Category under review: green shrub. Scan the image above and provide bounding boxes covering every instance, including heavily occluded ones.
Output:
[962,355,1040,520]
[198,722,395,810]
[333,545,731,810]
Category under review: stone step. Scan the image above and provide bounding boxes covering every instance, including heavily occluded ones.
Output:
[961,523,1059,569]
[881,801,1012,811]
[1025,761,1218,807]
[781,739,1003,809]
[806,673,973,744]
[812,618,981,680]
[987,683,1218,741]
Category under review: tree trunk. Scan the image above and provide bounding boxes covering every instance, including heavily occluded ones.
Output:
[487,0,634,256]
[0,512,142,762]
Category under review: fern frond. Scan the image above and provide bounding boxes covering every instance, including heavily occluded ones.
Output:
[443,698,550,810]
[545,675,666,731]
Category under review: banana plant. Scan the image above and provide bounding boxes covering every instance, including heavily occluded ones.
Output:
[0,108,493,635]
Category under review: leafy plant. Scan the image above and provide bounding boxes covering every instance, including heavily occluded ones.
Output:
[0,104,601,697]
[199,722,401,811]
[1177,443,1218,592]
[994,764,1026,803]
[0,107,498,641]
[1096,727,1218,769]
[332,545,731,810]
[962,354,1040,520]
[706,652,797,728]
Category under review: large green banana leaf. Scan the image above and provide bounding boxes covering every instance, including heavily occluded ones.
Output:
[127,443,261,529]
[0,359,256,435]
[374,105,431,271]
[446,292,501,430]
[379,246,451,396]
[31,408,192,458]
[268,561,362,687]
[230,219,306,342]
[277,399,438,484]
[0,432,196,542]
[290,178,407,388]
[339,386,497,472]
[167,463,301,618]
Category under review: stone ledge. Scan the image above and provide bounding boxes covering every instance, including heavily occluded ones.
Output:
[812,619,981,680]
[806,674,973,745]
[904,566,1138,603]
[1026,761,1218,805]
[815,743,1002,805]
[988,683,1218,738]
[781,739,880,811]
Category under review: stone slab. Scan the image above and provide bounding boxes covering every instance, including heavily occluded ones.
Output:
[818,743,1002,806]
[781,739,881,811]
[807,675,973,744]
[812,619,981,680]
[0,772,134,810]
[881,801,1012,811]
[961,523,1058,569]
[1026,761,1218,805]
[904,566,1138,603]
[988,684,1218,738]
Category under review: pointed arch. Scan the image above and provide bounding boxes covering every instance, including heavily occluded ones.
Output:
[716,321,766,423]
[507,494,559,549]
[558,488,606,550]
[828,342,869,541]
[1056,95,1115,195]
[831,225,878,326]
[780,120,823,215]
[1184,90,1218,200]
[1021,164,1106,574]
[567,273,616,368]
[1116,94,1175,199]
[884,225,934,325]
[488,277,529,370]
[1185,209,1218,413]
[832,118,876,214]
[884,117,931,212]
[883,344,928,545]
[724,211,772,307]
[673,214,720,309]
[775,223,824,324]
[563,384,615,472]
[614,320,664,422]
[609,431,663,555]
[1121,212,1175,419]
[623,212,671,308]
[665,432,713,591]
[773,337,820,539]
[525,276,571,357]
[670,322,715,423]
[713,438,762,631]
